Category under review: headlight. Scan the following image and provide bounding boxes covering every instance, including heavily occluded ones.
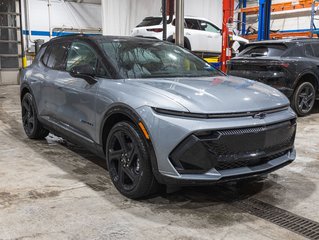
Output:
[152,107,207,118]
[152,106,290,119]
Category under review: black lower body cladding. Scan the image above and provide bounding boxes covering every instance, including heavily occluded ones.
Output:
[169,119,297,174]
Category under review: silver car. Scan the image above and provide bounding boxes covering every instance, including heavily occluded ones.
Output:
[20,35,297,199]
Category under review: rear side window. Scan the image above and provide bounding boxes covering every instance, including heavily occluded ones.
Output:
[239,44,287,57]
[305,44,315,57]
[137,17,162,27]
[311,43,319,57]
[42,46,51,65]
[185,19,201,30]
[46,42,69,70]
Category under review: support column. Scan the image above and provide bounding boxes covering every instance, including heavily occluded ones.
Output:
[221,0,234,72]
[162,0,167,41]
[257,0,272,41]
[241,0,247,35]
[175,0,184,47]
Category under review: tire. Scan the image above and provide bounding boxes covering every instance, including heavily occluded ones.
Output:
[21,92,49,139]
[106,121,158,199]
[292,81,316,116]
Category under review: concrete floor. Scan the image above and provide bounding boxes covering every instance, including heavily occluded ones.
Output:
[0,85,319,240]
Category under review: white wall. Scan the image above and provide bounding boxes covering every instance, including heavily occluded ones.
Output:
[24,0,224,48]
[22,0,101,50]
[101,0,223,35]
[185,0,223,28]
[101,0,162,36]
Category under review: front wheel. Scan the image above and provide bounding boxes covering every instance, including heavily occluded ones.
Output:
[292,82,316,116]
[21,92,49,139]
[106,121,158,199]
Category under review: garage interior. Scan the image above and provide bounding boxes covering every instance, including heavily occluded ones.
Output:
[1,0,319,239]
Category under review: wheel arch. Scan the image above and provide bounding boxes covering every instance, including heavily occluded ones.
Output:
[100,104,163,182]
[100,105,139,155]
[20,83,32,102]
[294,71,319,91]
[167,35,192,51]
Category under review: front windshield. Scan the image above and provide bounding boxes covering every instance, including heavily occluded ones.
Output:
[99,39,223,79]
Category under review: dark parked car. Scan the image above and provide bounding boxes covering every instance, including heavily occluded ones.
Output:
[227,38,319,116]
[20,35,296,199]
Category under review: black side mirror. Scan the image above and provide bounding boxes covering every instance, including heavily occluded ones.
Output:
[70,64,97,84]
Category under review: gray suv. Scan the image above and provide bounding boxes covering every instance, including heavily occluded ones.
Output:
[20,35,297,199]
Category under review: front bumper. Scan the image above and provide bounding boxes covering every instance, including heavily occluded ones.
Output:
[136,106,297,185]
[159,149,295,185]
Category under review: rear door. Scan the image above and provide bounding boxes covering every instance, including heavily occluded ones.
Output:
[38,41,70,120]
[184,18,204,52]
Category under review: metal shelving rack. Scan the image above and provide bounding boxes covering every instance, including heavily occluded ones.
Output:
[239,0,319,40]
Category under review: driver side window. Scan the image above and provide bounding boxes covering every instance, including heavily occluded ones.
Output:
[199,20,220,33]
[66,42,97,72]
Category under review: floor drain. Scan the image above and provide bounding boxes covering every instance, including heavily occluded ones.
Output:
[233,198,319,240]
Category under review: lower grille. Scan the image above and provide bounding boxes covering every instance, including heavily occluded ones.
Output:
[169,120,296,173]
[215,151,288,171]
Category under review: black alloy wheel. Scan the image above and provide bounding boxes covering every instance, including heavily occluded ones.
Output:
[21,93,49,139]
[106,121,158,199]
[292,82,316,116]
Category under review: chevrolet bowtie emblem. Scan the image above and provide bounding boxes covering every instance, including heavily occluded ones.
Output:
[253,112,267,119]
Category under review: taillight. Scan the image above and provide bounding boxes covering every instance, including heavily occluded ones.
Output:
[280,63,289,68]
[146,28,163,33]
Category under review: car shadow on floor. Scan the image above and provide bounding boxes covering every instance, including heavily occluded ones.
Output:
[35,134,318,224]
[38,137,318,228]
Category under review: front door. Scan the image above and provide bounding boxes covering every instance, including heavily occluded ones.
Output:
[53,41,102,142]
[198,20,222,54]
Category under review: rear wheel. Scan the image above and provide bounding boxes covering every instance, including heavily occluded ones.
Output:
[292,82,316,116]
[106,121,158,199]
[167,36,191,50]
[21,92,49,139]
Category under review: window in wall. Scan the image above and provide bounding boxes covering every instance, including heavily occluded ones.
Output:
[0,0,19,70]
[0,0,16,12]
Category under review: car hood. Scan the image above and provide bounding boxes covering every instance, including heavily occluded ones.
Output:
[125,76,289,114]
